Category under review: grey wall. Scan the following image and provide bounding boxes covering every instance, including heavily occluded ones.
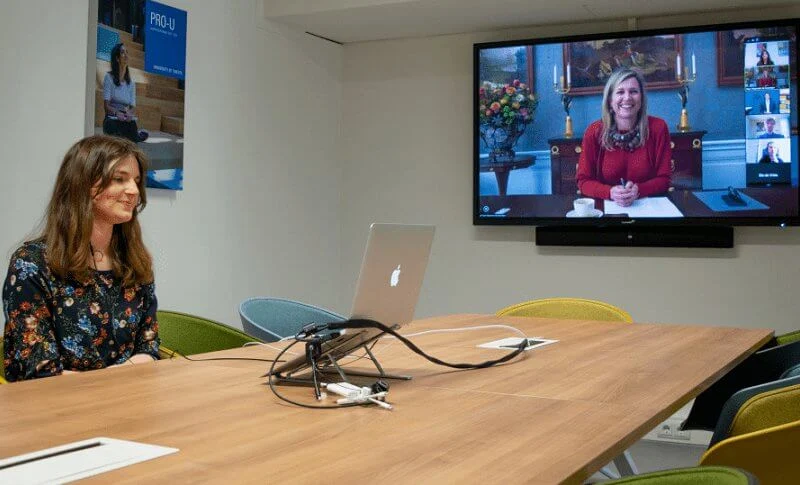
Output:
[339,7,800,334]
[3,1,800,336]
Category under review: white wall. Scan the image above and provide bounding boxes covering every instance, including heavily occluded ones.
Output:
[4,1,800,336]
[1,0,344,328]
[339,7,800,334]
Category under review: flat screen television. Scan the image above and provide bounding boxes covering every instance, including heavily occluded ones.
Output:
[473,19,800,245]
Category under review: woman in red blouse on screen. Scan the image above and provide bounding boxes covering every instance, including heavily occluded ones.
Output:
[576,68,672,207]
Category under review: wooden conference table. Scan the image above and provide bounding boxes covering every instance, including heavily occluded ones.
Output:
[0,314,772,484]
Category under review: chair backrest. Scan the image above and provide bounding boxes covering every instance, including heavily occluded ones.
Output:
[780,362,800,379]
[496,297,633,322]
[239,297,346,342]
[700,419,800,484]
[709,377,800,446]
[604,465,758,484]
[157,310,260,356]
[683,338,800,433]
[775,329,800,346]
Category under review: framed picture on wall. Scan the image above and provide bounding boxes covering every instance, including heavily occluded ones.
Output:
[562,35,684,95]
[477,45,534,89]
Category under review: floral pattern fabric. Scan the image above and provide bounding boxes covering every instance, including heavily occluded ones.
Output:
[2,241,159,381]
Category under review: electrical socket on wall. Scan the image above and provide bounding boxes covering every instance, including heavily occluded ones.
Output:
[656,419,691,441]
[643,416,712,446]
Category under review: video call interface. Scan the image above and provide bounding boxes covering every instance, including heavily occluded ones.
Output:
[475,24,799,221]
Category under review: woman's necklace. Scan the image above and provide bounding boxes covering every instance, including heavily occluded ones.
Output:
[609,126,641,152]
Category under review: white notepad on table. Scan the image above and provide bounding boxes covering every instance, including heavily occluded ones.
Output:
[604,197,684,218]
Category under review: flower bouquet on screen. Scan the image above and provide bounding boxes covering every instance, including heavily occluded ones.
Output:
[478,80,538,163]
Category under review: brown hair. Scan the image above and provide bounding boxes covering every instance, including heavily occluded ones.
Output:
[40,135,153,287]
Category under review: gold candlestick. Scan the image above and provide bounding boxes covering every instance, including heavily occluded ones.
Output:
[676,66,697,133]
[677,108,691,132]
[554,76,572,138]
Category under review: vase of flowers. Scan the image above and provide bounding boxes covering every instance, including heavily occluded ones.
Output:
[478,80,538,163]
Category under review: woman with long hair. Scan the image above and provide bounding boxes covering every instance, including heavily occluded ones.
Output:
[757,48,774,66]
[3,135,159,381]
[576,68,672,206]
[102,43,147,143]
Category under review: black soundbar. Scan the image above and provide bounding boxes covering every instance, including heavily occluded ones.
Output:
[535,225,734,248]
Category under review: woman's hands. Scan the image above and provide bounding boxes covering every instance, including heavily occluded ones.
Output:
[126,353,157,365]
[610,181,639,207]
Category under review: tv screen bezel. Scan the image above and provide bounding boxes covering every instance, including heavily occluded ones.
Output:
[473,18,800,227]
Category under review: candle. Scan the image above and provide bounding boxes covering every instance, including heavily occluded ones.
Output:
[676,54,681,77]
[560,75,565,90]
[692,52,696,75]
[566,63,571,86]
[553,64,557,85]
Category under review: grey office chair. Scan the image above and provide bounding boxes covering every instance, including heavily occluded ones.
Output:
[683,339,800,431]
[707,374,800,447]
[238,297,346,342]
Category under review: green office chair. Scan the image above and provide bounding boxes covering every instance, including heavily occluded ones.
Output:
[157,310,261,357]
[604,466,758,484]
[496,297,633,322]
[497,297,634,478]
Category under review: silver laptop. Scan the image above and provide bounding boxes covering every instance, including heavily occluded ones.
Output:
[270,223,435,376]
[349,223,435,326]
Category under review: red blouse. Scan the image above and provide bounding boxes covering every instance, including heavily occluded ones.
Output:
[576,116,672,200]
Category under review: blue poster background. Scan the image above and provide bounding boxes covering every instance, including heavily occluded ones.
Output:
[144,0,186,80]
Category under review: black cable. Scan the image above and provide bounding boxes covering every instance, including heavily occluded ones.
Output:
[327,319,528,369]
[266,339,363,409]
[162,347,281,363]
[266,320,528,409]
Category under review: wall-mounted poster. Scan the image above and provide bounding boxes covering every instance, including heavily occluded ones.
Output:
[93,0,186,190]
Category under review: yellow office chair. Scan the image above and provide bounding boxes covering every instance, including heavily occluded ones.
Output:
[496,297,633,322]
[775,329,800,346]
[698,383,800,484]
[497,297,633,479]
[700,420,799,484]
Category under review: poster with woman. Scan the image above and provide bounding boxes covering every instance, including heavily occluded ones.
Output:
[92,0,186,190]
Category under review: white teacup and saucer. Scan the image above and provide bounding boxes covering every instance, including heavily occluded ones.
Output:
[566,197,603,218]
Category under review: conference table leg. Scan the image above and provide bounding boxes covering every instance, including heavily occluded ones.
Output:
[613,450,639,476]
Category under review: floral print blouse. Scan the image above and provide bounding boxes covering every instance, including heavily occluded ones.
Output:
[2,241,159,381]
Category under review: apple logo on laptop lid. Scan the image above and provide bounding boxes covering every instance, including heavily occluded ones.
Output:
[390,265,401,287]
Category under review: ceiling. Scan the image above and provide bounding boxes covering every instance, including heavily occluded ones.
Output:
[261,0,794,44]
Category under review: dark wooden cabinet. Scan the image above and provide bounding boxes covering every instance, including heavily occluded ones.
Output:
[547,130,707,195]
[669,131,707,191]
[548,137,583,196]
